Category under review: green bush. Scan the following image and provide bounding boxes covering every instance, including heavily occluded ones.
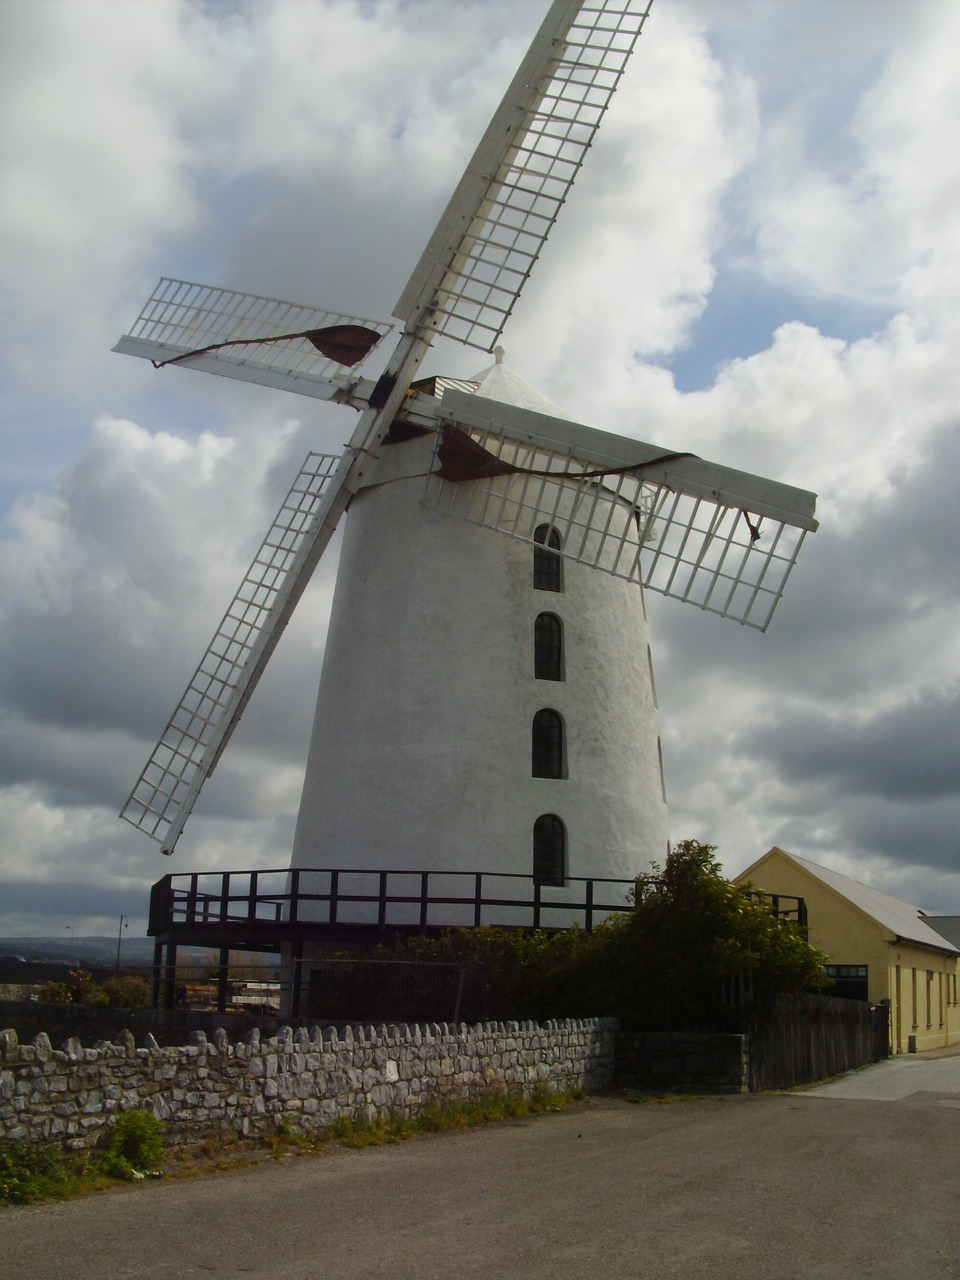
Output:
[94,1110,164,1180]
[34,969,152,1009]
[100,976,151,1008]
[35,980,73,1004]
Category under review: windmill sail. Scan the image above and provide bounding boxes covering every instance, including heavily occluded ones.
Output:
[428,391,818,630]
[395,0,654,351]
[120,451,342,852]
[113,278,391,400]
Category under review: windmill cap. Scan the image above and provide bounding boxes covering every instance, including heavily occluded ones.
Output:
[468,349,572,420]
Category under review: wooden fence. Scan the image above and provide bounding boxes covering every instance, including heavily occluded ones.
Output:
[748,993,887,1091]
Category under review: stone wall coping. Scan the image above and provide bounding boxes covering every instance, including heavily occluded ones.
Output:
[1,1016,618,1063]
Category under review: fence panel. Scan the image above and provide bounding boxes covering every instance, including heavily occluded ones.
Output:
[749,994,879,1091]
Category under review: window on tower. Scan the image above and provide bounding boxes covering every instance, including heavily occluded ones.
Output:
[533,814,566,887]
[532,709,565,778]
[534,612,563,681]
[533,524,562,592]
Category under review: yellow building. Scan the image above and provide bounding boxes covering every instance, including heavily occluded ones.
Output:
[735,848,960,1054]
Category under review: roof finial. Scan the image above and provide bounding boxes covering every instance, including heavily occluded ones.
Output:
[494,345,505,365]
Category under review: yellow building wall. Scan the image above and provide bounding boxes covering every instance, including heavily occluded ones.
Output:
[736,849,960,1054]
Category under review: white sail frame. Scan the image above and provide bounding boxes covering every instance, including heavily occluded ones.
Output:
[395,0,654,351]
[428,391,817,630]
[114,278,391,399]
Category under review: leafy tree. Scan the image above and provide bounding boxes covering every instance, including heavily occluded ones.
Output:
[606,839,829,1028]
[100,975,151,1008]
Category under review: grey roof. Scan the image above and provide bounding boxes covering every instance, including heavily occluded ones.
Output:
[924,917,960,949]
[748,849,959,955]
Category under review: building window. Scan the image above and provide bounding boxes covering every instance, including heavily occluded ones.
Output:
[926,970,934,1027]
[534,613,563,680]
[822,964,868,1002]
[911,968,918,1029]
[533,524,562,592]
[533,814,566,887]
[532,709,565,778]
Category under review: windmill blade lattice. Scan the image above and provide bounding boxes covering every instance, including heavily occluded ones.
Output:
[395,0,654,352]
[113,278,391,399]
[428,393,817,631]
[120,451,341,851]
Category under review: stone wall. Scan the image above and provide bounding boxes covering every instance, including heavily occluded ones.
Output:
[616,1030,749,1094]
[0,1018,617,1149]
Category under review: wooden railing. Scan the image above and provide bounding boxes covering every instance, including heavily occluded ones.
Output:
[149,868,807,938]
[149,867,642,937]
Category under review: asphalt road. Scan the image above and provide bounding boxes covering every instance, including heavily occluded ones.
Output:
[3,1061,960,1280]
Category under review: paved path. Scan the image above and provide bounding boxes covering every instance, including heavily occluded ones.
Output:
[800,1046,960,1103]
[3,1077,960,1280]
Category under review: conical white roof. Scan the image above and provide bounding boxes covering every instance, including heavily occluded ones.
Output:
[470,347,571,420]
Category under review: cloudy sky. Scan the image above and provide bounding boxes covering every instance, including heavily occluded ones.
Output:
[2,0,958,938]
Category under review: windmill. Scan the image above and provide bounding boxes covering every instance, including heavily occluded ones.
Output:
[116,0,817,927]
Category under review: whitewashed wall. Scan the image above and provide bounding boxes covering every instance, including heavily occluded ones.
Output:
[292,427,669,924]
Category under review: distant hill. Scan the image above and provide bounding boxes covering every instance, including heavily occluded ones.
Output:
[0,936,158,967]
[0,938,281,971]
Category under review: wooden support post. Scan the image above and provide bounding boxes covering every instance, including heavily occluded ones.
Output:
[217,946,230,1012]
[164,943,178,1011]
[151,940,164,1009]
[290,942,304,1018]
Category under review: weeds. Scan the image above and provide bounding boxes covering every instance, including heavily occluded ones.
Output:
[625,1090,707,1105]
[329,1086,583,1144]
[0,1110,164,1207]
[0,1139,86,1205]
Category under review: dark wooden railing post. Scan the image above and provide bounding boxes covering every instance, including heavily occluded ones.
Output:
[288,869,300,923]
[584,879,594,932]
[532,878,542,930]
[420,872,429,931]
[378,871,388,930]
[474,874,483,927]
[329,870,339,924]
[248,871,259,922]
[220,872,231,925]
[186,874,198,924]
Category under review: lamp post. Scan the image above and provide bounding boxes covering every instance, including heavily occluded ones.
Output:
[115,916,128,970]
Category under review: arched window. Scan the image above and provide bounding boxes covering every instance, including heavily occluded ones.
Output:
[533,814,566,887]
[534,613,563,681]
[532,709,565,779]
[533,524,562,592]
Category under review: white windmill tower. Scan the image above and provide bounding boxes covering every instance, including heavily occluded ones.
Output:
[116,1,817,936]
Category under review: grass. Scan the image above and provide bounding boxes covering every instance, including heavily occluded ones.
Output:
[1,1087,588,1207]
